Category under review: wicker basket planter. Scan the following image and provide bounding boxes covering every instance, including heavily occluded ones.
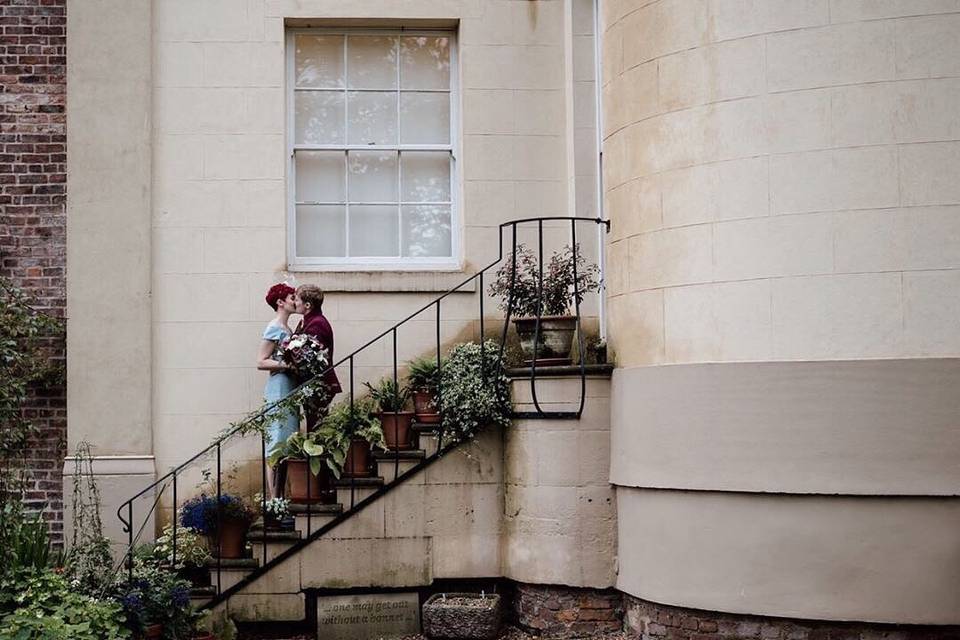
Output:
[422,593,502,640]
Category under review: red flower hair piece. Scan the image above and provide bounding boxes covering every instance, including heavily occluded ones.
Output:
[265,283,296,311]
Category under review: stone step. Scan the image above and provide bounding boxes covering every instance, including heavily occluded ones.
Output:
[334,476,383,509]
[206,557,259,592]
[290,502,342,536]
[374,449,426,482]
[247,529,303,563]
[417,432,441,457]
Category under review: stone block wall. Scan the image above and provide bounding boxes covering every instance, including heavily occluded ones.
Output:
[0,0,67,541]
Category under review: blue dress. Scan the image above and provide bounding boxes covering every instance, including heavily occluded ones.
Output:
[262,323,299,456]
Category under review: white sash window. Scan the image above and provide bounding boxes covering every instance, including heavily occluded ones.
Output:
[287,29,460,270]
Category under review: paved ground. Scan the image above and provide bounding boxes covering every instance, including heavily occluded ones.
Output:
[239,624,630,639]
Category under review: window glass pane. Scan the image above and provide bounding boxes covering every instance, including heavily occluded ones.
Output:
[400,36,450,90]
[402,205,451,257]
[401,152,450,202]
[347,36,397,89]
[349,205,399,256]
[347,151,398,203]
[296,205,346,257]
[400,92,449,144]
[295,35,345,88]
[295,91,344,144]
[347,91,397,145]
[296,151,344,203]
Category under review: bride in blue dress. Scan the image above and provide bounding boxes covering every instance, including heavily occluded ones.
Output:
[257,283,300,498]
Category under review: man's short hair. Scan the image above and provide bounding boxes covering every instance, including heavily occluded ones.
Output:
[297,284,324,312]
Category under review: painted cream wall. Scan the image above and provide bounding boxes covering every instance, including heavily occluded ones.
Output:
[149,0,601,504]
[65,0,156,554]
[504,375,617,588]
[602,0,960,625]
[604,0,960,365]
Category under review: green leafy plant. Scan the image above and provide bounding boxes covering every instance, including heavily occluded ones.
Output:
[0,499,50,576]
[322,398,385,449]
[0,277,64,461]
[0,568,130,640]
[438,341,511,444]
[152,525,210,570]
[488,243,601,318]
[364,378,412,413]
[267,428,349,479]
[407,356,442,392]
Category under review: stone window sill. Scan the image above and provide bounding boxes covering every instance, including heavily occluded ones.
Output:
[292,270,477,293]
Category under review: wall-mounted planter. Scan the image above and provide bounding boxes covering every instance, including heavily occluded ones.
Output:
[423,593,502,640]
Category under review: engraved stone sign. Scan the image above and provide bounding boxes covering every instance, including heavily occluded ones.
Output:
[317,592,421,640]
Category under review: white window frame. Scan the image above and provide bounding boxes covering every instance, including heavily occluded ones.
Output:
[285,27,462,272]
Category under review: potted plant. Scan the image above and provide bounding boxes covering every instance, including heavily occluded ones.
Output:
[179,494,255,559]
[364,378,414,450]
[152,524,211,587]
[422,592,503,640]
[322,398,385,477]
[267,430,345,503]
[408,356,442,424]
[488,243,600,364]
[113,563,195,640]
[438,341,511,445]
[254,494,291,530]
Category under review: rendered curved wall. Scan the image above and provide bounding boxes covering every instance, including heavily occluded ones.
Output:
[602,0,960,624]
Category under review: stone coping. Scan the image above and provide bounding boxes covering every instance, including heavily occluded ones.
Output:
[506,364,613,379]
[372,449,426,460]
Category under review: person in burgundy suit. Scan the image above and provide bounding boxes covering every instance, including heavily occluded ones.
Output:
[293,284,342,431]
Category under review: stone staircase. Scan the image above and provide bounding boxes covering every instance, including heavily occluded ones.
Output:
[185,367,616,636]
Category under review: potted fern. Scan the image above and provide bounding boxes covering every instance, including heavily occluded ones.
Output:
[488,244,600,364]
[322,398,385,477]
[364,378,414,450]
[408,356,442,424]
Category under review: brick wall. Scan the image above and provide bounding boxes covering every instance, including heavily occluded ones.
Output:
[514,583,622,636]
[624,595,960,640]
[0,0,67,542]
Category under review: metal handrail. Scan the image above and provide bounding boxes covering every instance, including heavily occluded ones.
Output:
[115,216,610,589]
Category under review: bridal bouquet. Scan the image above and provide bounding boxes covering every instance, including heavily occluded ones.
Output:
[280,333,330,378]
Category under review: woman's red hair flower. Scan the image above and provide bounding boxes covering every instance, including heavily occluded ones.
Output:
[265,283,296,311]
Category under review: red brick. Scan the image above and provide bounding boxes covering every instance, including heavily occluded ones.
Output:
[0,0,66,546]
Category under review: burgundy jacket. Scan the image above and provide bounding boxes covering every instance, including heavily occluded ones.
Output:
[295,311,342,394]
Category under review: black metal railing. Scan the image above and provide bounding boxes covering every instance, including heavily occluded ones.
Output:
[114,216,609,605]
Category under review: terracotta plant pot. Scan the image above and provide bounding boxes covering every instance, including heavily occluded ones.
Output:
[513,315,577,365]
[143,623,164,640]
[378,411,415,450]
[286,459,323,503]
[209,518,248,559]
[413,389,440,423]
[344,438,372,477]
[286,459,336,504]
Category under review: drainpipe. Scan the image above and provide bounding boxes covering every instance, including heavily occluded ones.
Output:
[593,0,608,341]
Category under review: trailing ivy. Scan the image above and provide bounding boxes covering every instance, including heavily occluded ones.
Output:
[0,277,64,461]
[438,340,511,445]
